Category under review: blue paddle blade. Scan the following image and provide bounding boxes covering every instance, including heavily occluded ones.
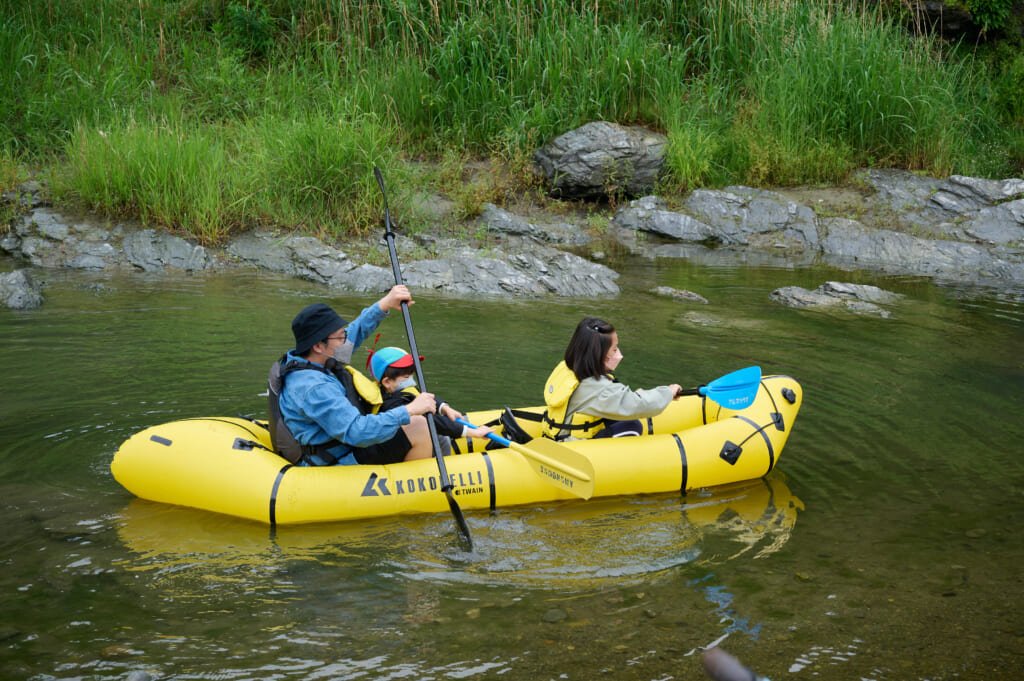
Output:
[699,365,762,410]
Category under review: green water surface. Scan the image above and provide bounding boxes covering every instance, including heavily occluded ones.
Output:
[1,255,1021,680]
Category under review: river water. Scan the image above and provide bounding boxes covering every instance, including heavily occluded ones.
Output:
[1,251,1021,681]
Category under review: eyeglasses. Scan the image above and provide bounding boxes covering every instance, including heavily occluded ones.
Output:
[326,331,348,343]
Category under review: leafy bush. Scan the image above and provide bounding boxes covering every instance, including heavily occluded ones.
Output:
[964,0,1015,32]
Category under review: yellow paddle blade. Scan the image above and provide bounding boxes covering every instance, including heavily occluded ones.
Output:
[509,439,595,500]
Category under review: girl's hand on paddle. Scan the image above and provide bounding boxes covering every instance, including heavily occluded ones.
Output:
[406,391,436,416]
[379,285,413,312]
[668,384,683,398]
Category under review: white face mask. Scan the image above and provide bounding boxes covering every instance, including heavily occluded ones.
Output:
[396,376,417,391]
[331,339,355,365]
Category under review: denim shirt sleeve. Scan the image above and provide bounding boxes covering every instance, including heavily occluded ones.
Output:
[346,301,389,351]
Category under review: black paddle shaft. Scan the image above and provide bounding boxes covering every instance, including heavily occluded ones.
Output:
[374,166,473,549]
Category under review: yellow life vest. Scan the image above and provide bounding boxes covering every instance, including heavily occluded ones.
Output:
[345,365,384,413]
[541,361,608,440]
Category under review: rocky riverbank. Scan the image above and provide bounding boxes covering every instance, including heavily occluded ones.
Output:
[3,166,1023,312]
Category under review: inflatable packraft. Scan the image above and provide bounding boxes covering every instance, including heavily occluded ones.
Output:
[110,374,802,525]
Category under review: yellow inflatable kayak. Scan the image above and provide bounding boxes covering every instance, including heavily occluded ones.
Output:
[110,374,802,525]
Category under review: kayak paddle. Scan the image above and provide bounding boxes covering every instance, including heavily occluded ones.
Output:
[676,366,762,410]
[455,418,595,500]
[375,166,473,551]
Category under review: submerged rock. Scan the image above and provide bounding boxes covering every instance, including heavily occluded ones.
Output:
[771,281,904,317]
[651,286,709,304]
[542,607,568,623]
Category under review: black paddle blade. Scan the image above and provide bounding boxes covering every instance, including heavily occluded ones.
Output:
[446,492,473,551]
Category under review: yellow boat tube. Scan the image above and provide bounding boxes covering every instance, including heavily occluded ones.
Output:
[110,374,802,524]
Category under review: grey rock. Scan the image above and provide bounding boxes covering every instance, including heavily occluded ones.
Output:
[818,218,1024,284]
[607,176,1024,289]
[614,196,716,241]
[2,180,46,209]
[35,220,69,241]
[818,281,904,304]
[963,199,1024,246]
[534,121,667,198]
[227,231,301,272]
[478,203,592,245]
[4,209,210,273]
[684,186,819,248]
[940,175,1024,208]
[16,236,50,263]
[25,207,65,234]
[66,254,111,270]
[651,286,709,304]
[123,229,210,272]
[0,231,19,254]
[856,168,1024,239]
[403,240,619,297]
[858,168,945,215]
[232,232,395,293]
[770,282,901,317]
[504,241,620,297]
[327,263,393,293]
[228,230,618,298]
[229,231,357,282]
[1,269,44,309]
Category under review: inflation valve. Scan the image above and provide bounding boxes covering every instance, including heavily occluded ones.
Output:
[719,441,743,465]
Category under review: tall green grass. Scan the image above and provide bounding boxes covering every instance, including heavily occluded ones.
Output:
[62,111,399,244]
[2,0,1020,242]
[732,2,1009,181]
[1,150,27,232]
[64,118,240,243]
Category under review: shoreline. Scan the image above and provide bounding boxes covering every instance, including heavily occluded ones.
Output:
[3,167,1024,311]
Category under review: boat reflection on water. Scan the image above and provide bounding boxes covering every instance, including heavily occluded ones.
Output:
[683,472,805,563]
[115,473,803,590]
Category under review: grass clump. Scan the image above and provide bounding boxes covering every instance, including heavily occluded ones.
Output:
[62,110,402,244]
[1,151,29,232]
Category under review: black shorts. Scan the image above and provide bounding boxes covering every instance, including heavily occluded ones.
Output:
[593,419,643,438]
[351,428,412,465]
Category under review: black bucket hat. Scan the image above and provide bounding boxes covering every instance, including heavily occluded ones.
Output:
[292,303,347,355]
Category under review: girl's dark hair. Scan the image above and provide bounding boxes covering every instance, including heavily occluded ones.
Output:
[564,317,615,381]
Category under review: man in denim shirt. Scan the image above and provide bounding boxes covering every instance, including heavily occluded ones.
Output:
[279,285,437,466]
